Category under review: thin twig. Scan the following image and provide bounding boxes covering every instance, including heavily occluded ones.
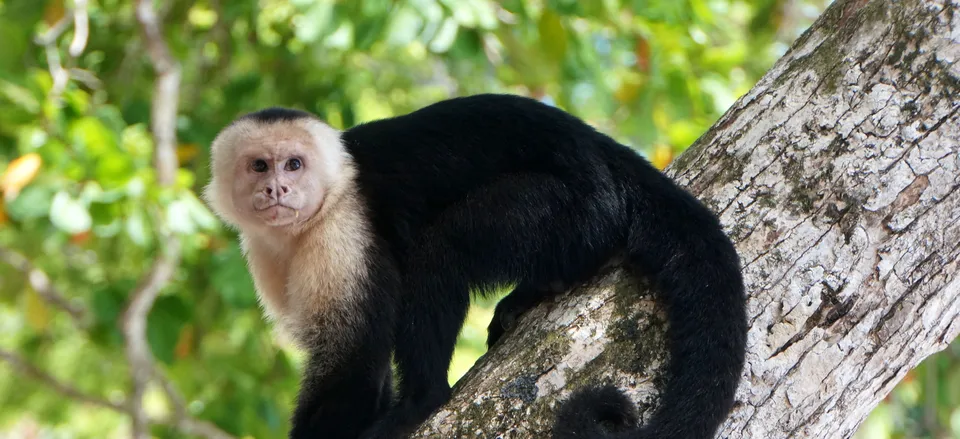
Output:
[34,0,91,102]
[122,1,184,438]
[0,246,86,326]
[0,348,123,411]
[68,0,89,57]
[43,43,70,101]
[34,16,71,46]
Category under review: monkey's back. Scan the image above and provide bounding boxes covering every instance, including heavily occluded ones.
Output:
[341,93,636,258]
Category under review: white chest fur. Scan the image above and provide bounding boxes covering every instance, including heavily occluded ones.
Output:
[241,189,372,348]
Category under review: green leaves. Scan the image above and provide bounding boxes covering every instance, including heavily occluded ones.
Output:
[147,295,193,365]
[212,242,258,309]
[538,10,568,63]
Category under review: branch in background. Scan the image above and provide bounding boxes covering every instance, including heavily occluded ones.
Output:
[0,246,87,326]
[135,0,180,186]
[0,348,123,411]
[15,2,228,439]
[121,244,181,439]
[0,349,234,439]
[121,1,184,439]
[33,0,91,103]
[35,15,71,101]
[68,0,89,57]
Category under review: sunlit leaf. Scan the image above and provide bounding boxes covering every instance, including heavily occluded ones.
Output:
[650,144,673,170]
[666,119,703,148]
[49,190,92,234]
[292,1,334,43]
[95,154,135,189]
[1,152,42,200]
[429,17,459,53]
[125,208,151,247]
[69,116,118,156]
[443,0,477,27]
[188,4,219,29]
[167,199,196,235]
[385,7,422,46]
[184,192,219,231]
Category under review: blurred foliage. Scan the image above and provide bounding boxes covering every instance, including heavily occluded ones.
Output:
[0,0,955,438]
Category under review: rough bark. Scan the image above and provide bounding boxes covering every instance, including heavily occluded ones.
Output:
[414,0,960,437]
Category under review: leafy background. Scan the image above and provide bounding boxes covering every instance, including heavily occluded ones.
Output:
[0,0,957,438]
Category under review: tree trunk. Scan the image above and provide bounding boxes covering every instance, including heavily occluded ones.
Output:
[414,0,960,437]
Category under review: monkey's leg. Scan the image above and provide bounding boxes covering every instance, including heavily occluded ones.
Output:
[358,262,469,439]
[289,344,394,439]
[486,282,556,348]
[361,174,623,439]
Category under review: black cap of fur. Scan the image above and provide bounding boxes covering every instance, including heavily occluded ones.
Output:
[552,384,640,439]
[240,107,314,124]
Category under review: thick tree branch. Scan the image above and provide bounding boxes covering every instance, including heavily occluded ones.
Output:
[0,246,86,326]
[414,0,960,437]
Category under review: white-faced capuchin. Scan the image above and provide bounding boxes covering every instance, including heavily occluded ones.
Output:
[204,93,747,439]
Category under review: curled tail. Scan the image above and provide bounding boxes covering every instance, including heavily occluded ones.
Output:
[554,155,748,439]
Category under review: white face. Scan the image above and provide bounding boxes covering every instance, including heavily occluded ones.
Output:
[204,117,345,232]
[233,138,321,227]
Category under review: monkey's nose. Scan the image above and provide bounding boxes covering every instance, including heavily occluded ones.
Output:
[264,184,291,198]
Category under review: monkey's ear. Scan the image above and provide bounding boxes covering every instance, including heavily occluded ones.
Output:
[202,182,234,226]
[201,182,217,209]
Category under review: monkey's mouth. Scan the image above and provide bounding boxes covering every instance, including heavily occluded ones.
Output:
[254,203,292,212]
[254,203,300,222]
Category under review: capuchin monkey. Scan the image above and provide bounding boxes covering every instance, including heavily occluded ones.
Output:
[204,93,747,439]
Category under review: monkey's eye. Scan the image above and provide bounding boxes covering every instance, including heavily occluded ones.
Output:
[285,158,302,171]
[251,159,268,173]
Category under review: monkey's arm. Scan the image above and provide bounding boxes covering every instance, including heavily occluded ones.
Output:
[288,244,401,439]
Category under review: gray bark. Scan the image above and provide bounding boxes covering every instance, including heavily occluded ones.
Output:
[414,0,960,437]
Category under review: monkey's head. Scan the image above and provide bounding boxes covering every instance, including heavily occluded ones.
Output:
[204,108,347,232]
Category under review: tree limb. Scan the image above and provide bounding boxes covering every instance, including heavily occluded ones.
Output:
[414,0,960,437]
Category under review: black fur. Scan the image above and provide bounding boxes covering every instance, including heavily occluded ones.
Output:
[270,94,747,439]
[552,384,640,438]
[241,106,316,124]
